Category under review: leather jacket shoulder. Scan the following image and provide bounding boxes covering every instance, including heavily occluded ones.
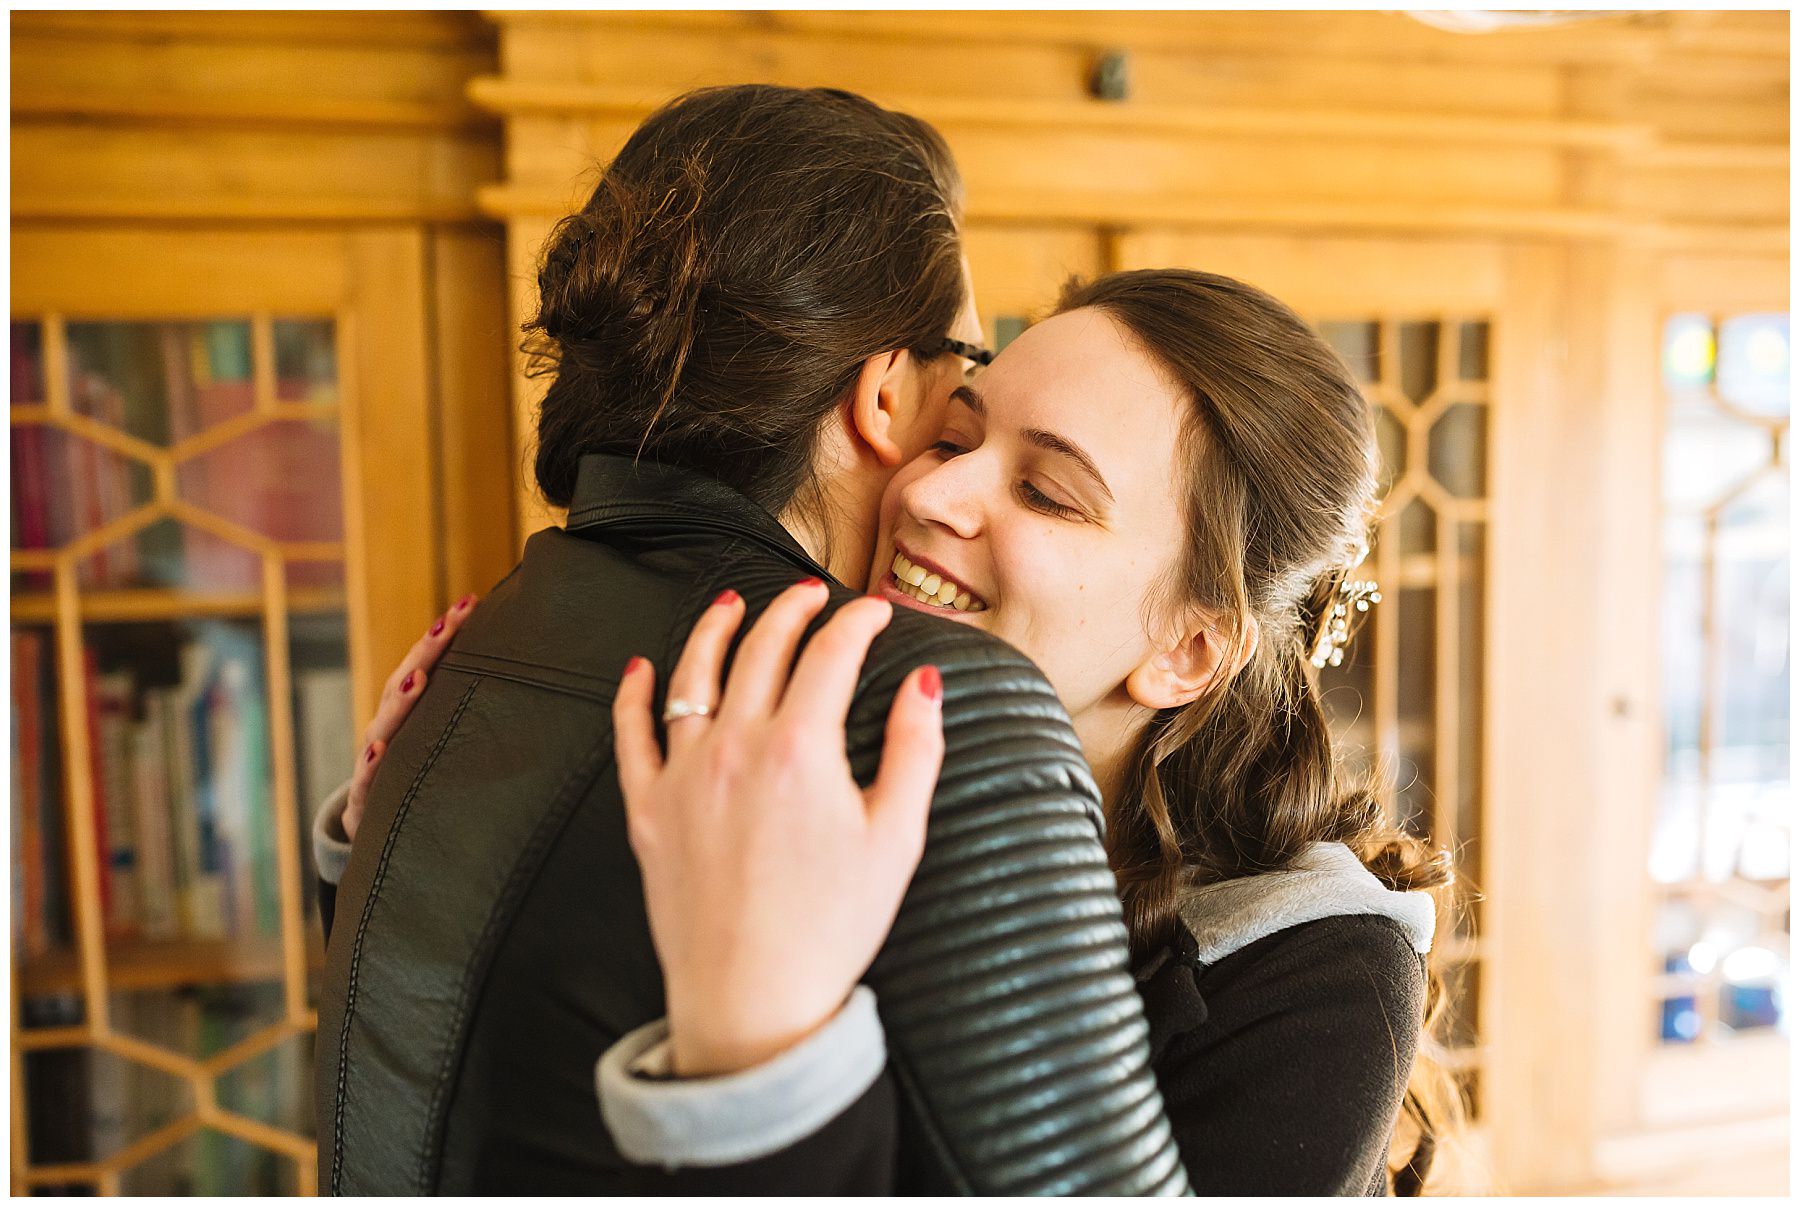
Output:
[316,454,1188,1196]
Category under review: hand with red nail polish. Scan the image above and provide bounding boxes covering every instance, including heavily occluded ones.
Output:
[612,580,944,1076]
[340,593,482,843]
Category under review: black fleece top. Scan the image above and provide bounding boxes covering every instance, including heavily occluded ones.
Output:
[601,910,1426,1197]
[1144,912,1425,1195]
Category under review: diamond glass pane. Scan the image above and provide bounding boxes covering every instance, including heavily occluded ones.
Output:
[1375,406,1406,493]
[12,424,157,591]
[1395,581,1439,843]
[291,609,352,954]
[176,419,344,544]
[82,620,287,962]
[273,319,339,404]
[1663,313,1717,390]
[19,1028,120,1166]
[1457,321,1490,383]
[1399,496,1438,557]
[75,517,260,593]
[1661,399,1774,511]
[216,1031,315,1135]
[66,321,255,447]
[13,320,45,403]
[1428,403,1488,499]
[1717,313,1790,417]
[1319,320,1379,385]
[1397,321,1440,406]
[118,1126,300,1195]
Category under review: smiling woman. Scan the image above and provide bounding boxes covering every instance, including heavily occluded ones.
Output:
[586,267,1460,1194]
[873,307,1194,739]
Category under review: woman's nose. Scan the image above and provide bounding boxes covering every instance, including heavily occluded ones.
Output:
[901,456,984,541]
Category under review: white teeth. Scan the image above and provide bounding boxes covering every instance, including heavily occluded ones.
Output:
[891,550,986,613]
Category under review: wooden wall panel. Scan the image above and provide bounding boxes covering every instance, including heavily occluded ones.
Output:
[431,227,520,602]
[944,128,1567,210]
[11,27,492,127]
[12,123,499,223]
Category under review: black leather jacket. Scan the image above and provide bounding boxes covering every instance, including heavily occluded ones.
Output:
[315,453,1189,1195]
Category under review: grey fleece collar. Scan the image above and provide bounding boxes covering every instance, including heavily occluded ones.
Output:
[1177,841,1436,966]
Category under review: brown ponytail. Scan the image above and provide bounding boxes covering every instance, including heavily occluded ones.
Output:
[1057,269,1462,1193]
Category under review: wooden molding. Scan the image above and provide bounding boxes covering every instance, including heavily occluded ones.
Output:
[13,10,491,49]
[476,180,1666,243]
[478,9,1673,66]
[12,87,493,132]
[466,77,1655,152]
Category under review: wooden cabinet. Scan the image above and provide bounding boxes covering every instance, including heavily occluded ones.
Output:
[10,14,512,1194]
[9,227,446,1194]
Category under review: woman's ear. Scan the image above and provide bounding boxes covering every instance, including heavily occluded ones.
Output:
[1125,613,1260,711]
[846,349,911,468]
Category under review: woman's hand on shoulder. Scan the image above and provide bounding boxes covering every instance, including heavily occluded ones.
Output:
[342,594,479,842]
[613,580,945,1078]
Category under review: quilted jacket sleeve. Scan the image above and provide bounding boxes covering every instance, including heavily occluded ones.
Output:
[829,596,1189,1195]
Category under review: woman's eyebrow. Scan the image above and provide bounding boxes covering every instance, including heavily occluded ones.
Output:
[1023,428,1114,505]
[951,384,985,415]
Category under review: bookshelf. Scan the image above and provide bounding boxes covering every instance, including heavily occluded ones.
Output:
[11,227,450,1195]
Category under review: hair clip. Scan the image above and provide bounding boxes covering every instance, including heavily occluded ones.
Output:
[1310,577,1382,669]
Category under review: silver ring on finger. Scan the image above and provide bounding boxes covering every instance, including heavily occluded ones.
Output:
[661,697,715,724]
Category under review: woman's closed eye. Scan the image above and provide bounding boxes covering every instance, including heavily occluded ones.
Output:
[1018,479,1083,521]
[930,438,968,458]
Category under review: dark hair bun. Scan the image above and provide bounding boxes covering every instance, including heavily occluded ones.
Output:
[522,85,967,512]
[533,169,709,405]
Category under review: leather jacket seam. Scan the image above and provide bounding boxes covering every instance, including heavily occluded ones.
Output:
[331,674,483,1193]
[436,653,616,703]
[415,728,621,1188]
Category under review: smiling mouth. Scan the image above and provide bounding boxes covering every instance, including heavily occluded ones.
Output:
[888,550,986,612]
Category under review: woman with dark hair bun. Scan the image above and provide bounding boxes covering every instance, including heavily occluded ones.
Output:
[313,85,1190,1196]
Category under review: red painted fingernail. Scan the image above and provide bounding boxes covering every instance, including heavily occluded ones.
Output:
[920,665,942,702]
[713,589,740,607]
[625,655,647,675]
[430,617,446,637]
[798,577,823,589]
[401,672,416,693]
[365,745,377,764]
[456,594,475,611]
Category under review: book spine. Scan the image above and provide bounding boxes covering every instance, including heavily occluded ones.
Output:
[81,648,114,930]
[96,672,139,941]
[188,665,228,941]
[161,679,200,939]
[130,694,179,942]
[13,632,45,958]
[243,660,278,937]
[39,639,69,951]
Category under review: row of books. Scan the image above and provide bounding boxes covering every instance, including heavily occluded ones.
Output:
[12,620,352,953]
[23,986,306,1194]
